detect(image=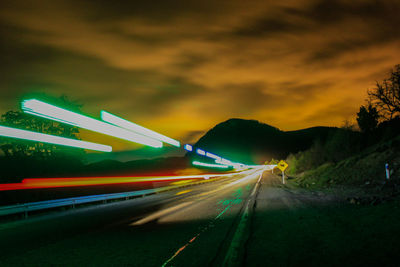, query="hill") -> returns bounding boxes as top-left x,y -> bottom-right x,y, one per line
192,118 -> 339,164
288,118 -> 400,188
